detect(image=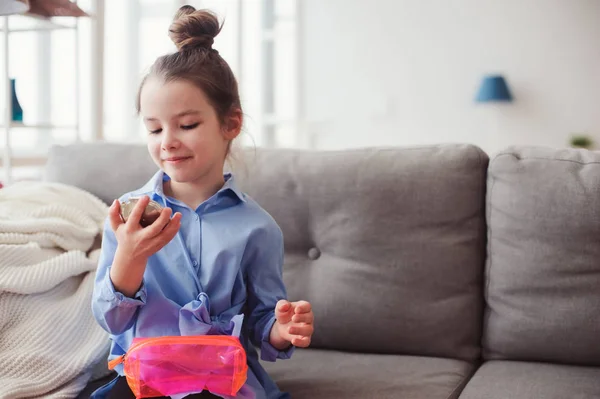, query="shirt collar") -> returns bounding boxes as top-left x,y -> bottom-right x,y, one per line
220,173 -> 247,202
136,170 -> 247,204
